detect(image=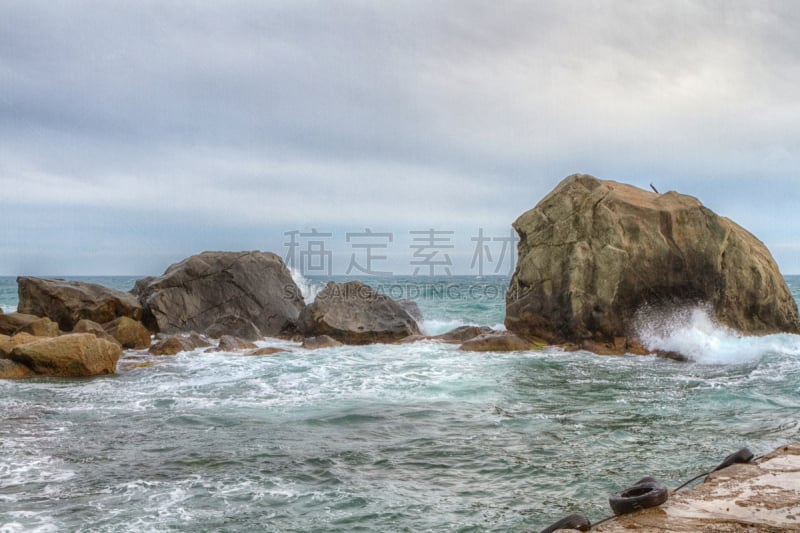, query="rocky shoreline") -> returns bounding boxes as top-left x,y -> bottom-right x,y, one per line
4,175 -> 800,378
